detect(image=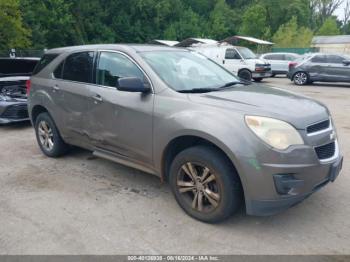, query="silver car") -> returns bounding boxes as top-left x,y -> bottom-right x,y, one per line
28,45 -> 343,223
260,52 -> 300,76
